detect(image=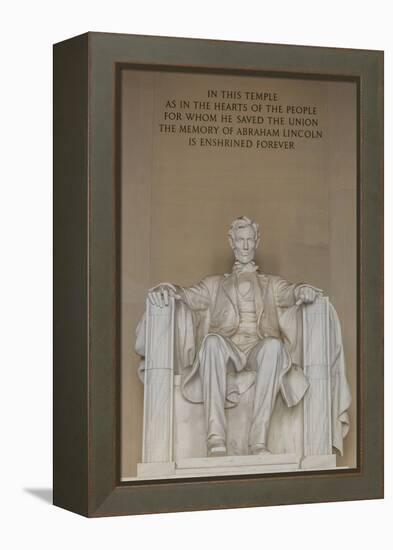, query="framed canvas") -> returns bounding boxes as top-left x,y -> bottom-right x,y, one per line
53,32 -> 383,517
